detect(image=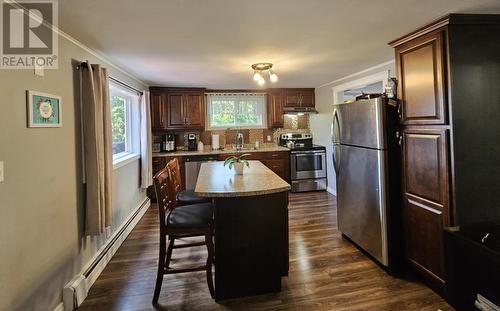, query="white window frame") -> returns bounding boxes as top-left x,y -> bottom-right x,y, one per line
109,81 -> 140,169
205,93 -> 267,130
